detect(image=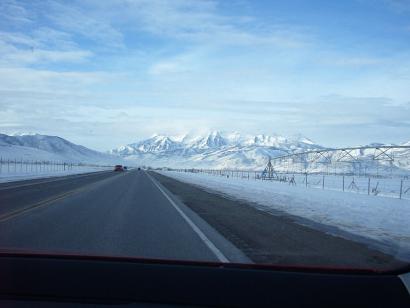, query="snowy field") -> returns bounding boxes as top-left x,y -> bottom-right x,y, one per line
194,170 -> 410,200
272,173 -> 410,200
159,170 -> 410,261
0,166 -> 113,183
